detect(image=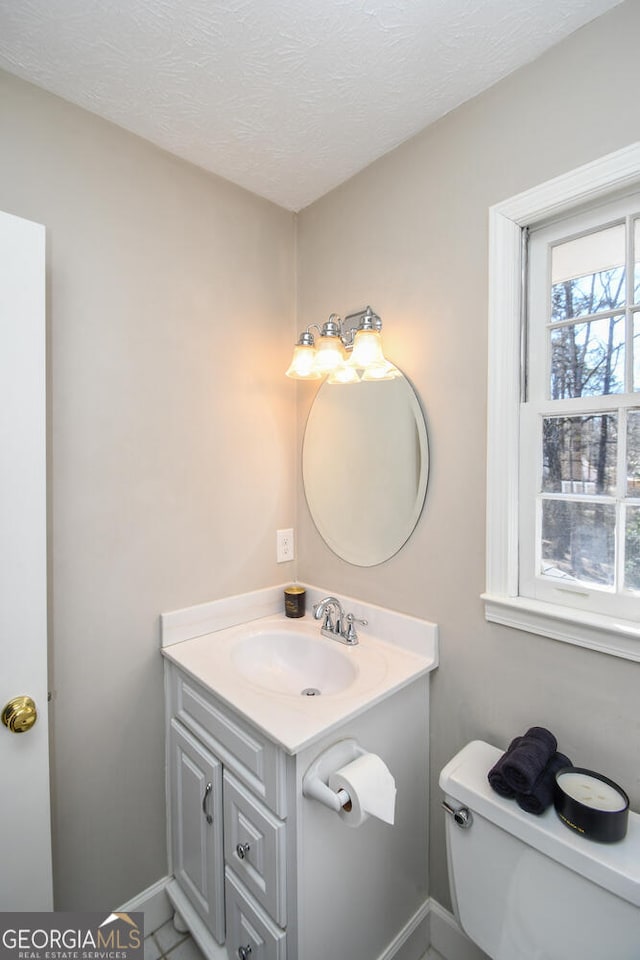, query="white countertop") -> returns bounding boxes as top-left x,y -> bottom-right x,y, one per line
162,613 -> 437,753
